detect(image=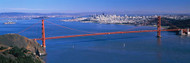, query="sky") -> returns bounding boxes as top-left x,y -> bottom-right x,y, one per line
0,0 -> 190,14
